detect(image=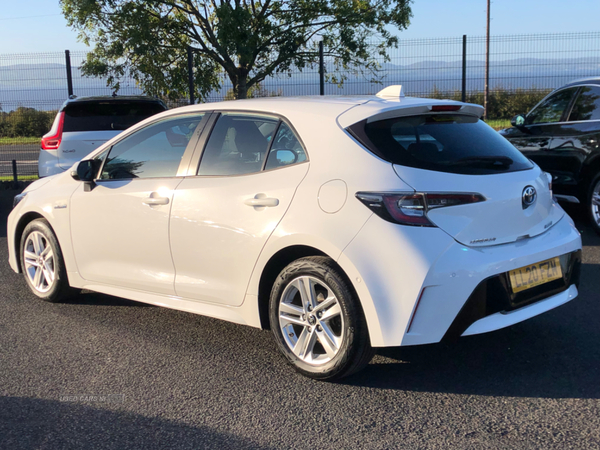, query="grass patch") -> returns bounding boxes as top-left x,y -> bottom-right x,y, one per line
485,119 -> 511,130
0,137 -> 40,146
0,175 -> 38,182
